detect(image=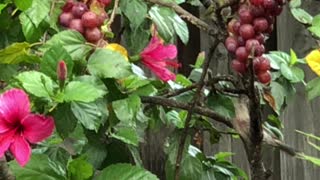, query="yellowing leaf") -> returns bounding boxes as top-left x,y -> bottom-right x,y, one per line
306,49 -> 320,76
105,43 -> 129,61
